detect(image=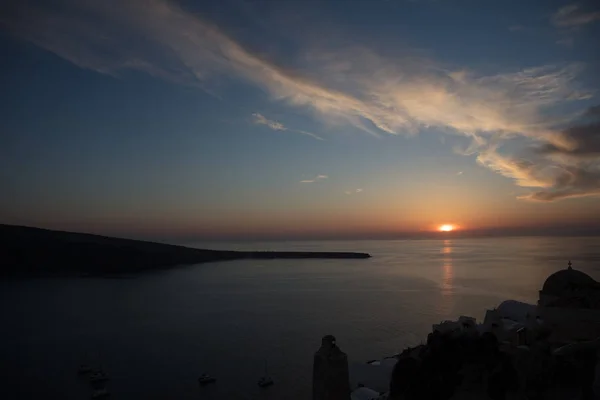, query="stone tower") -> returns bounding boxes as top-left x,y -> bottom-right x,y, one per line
312,335 -> 350,400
